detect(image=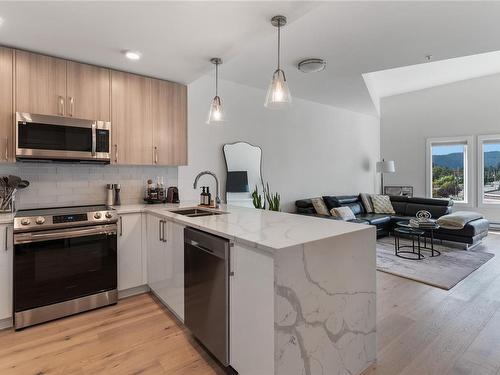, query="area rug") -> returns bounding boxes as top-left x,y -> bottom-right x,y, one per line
376,237 -> 494,290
